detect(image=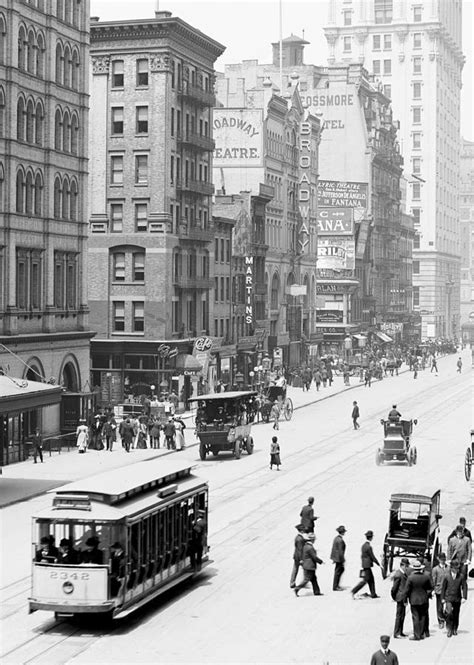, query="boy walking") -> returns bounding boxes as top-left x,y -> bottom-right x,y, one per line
351,401 -> 360,429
